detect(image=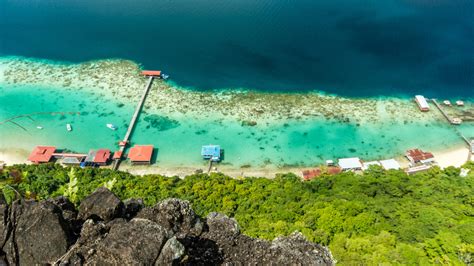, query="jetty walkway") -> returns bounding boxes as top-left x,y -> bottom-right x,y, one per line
431,99 -> 471,147
112,76 -> 155,170
431,99 -> 457,124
